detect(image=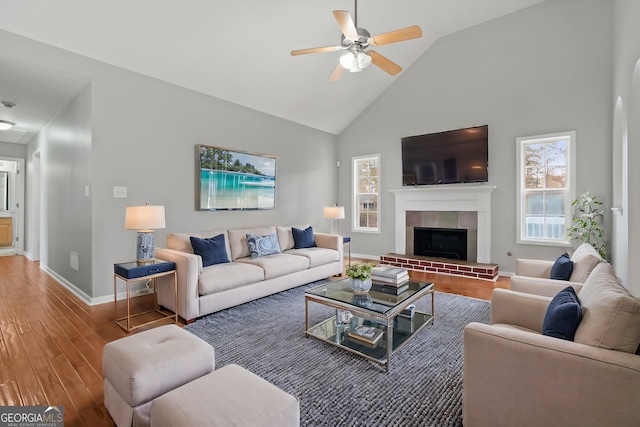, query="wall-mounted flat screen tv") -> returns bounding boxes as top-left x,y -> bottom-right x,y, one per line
401,125 -> 489,186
